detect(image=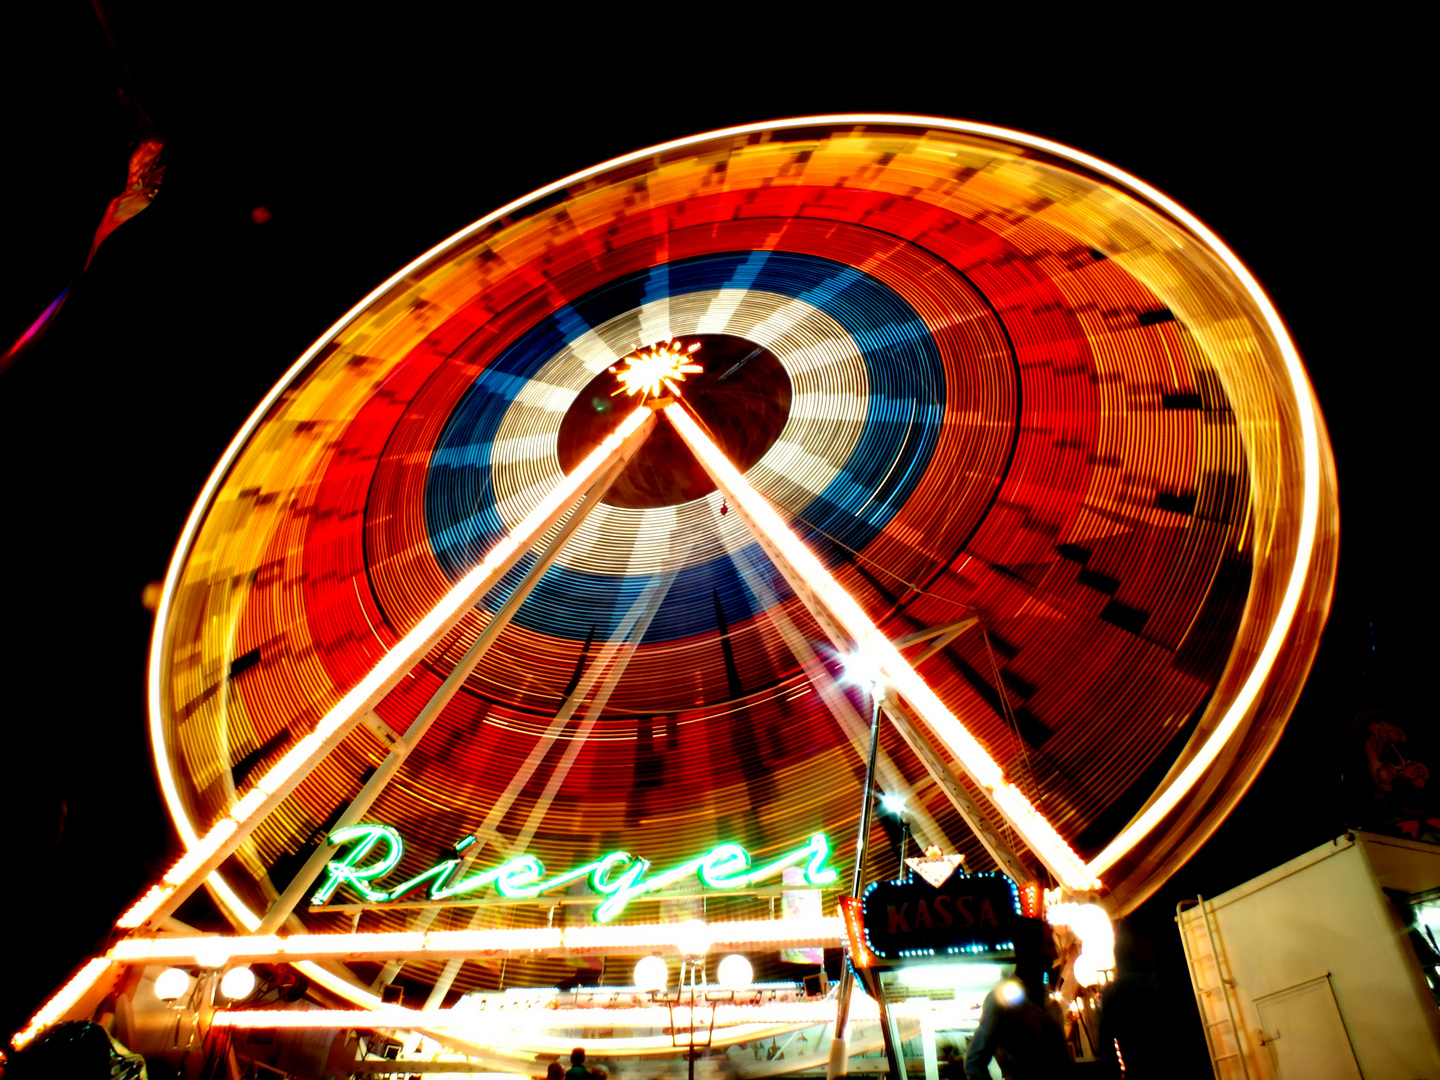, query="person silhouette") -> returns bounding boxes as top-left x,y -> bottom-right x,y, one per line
1096,921 -> 1170,1078
566,1047 -> 592,1080
965,918 -> 1072,1078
